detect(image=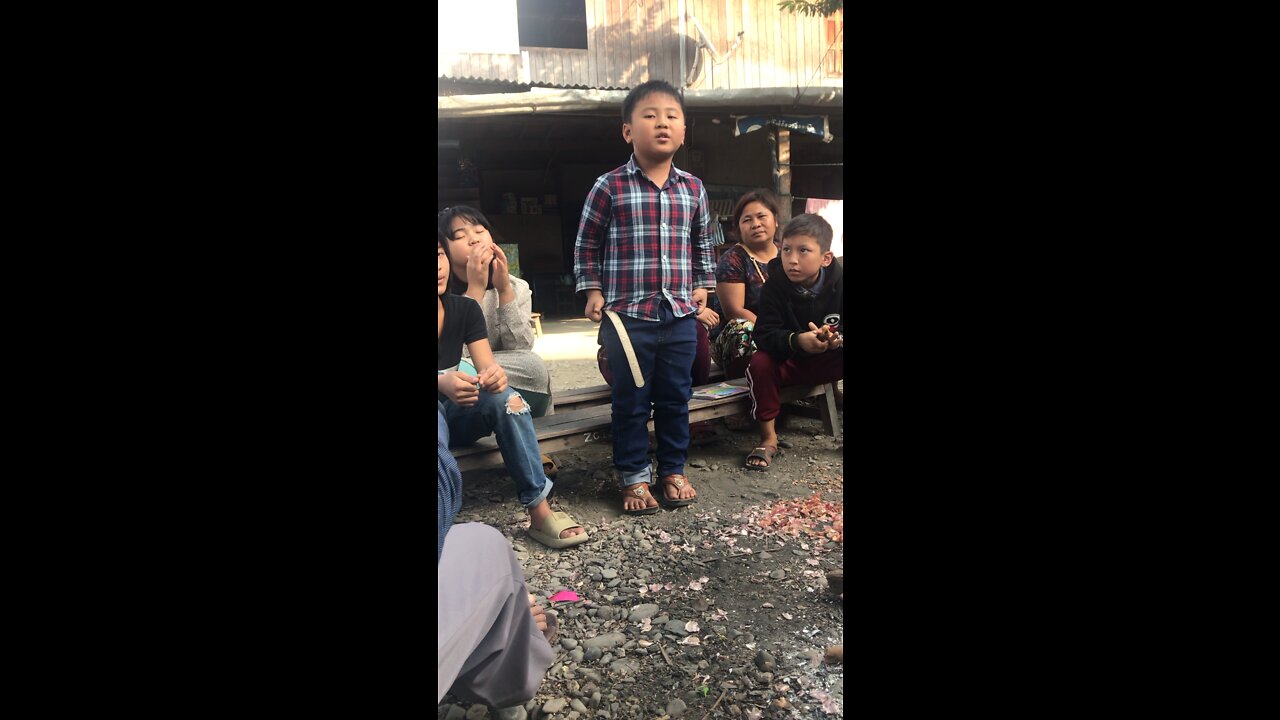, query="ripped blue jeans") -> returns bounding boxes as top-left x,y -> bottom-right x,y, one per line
439,391 -> 552,509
